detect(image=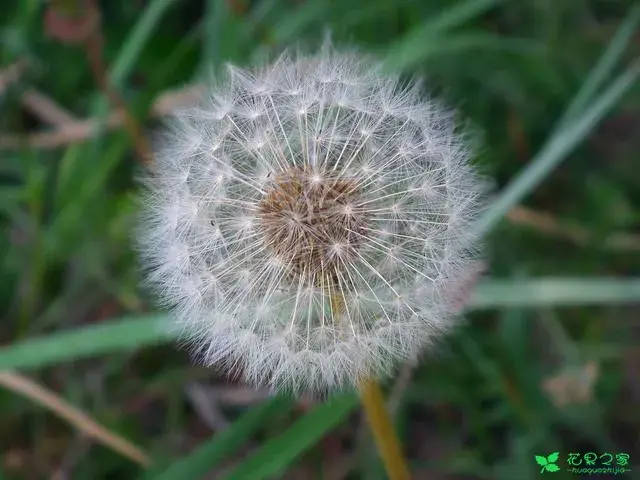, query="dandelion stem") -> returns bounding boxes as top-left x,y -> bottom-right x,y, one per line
330,291 -> 410,479
358,378 -> 412,480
